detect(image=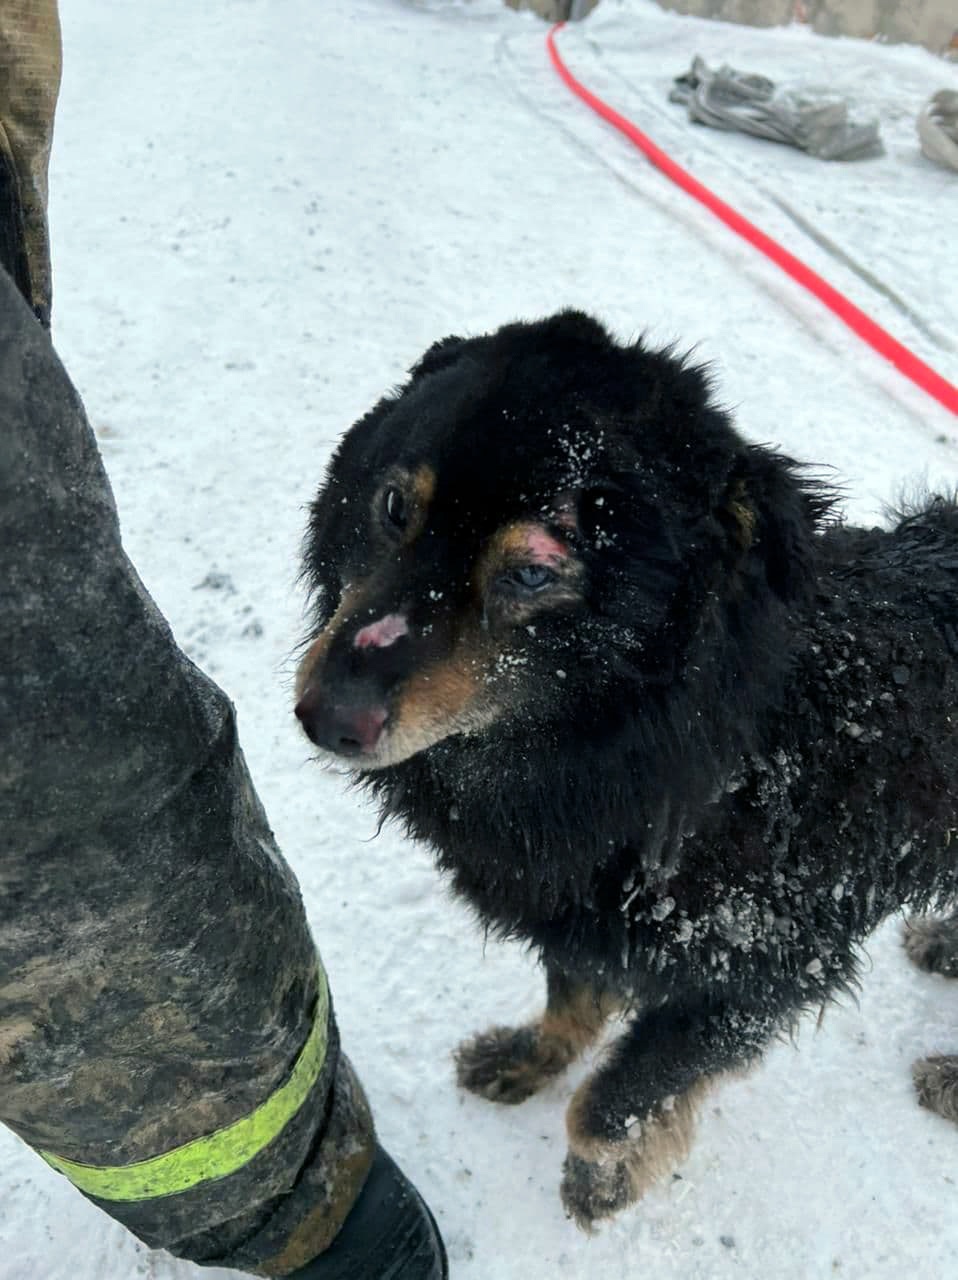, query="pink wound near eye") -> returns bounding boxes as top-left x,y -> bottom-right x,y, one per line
526,528 -> 569,563
354,613 -> 409,650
